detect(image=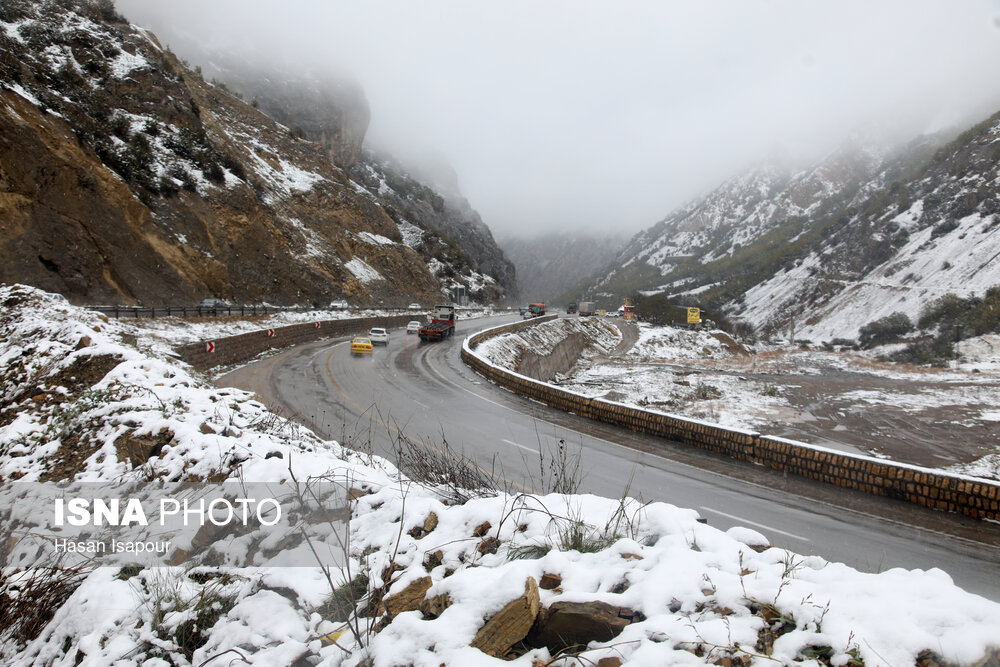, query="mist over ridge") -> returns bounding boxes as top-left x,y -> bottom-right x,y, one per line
115,0 -> 1000,238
